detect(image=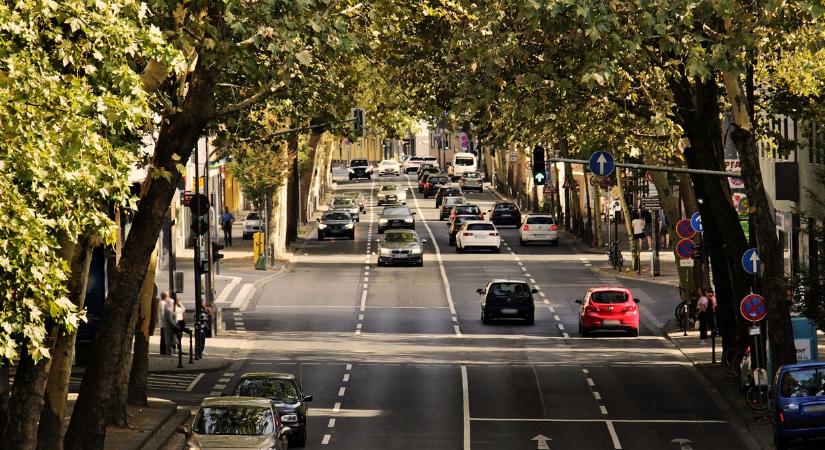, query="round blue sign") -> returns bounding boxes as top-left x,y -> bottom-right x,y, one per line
690,212 -> 703,233
676,238 -> 696,259
742,248 -> 760,275
589,151 -> 615,177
